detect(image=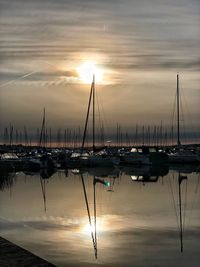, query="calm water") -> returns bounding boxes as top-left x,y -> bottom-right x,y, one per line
0,165 -> 199,267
